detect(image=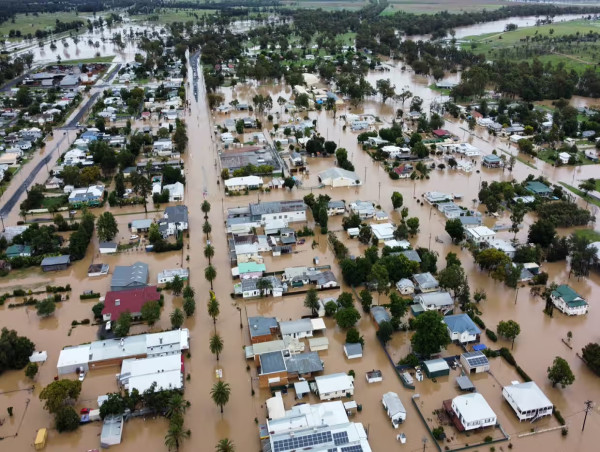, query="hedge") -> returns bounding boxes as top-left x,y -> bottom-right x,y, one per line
80,292 -> 101,300
485,329 -> 498,342
499,347 -> 516,366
